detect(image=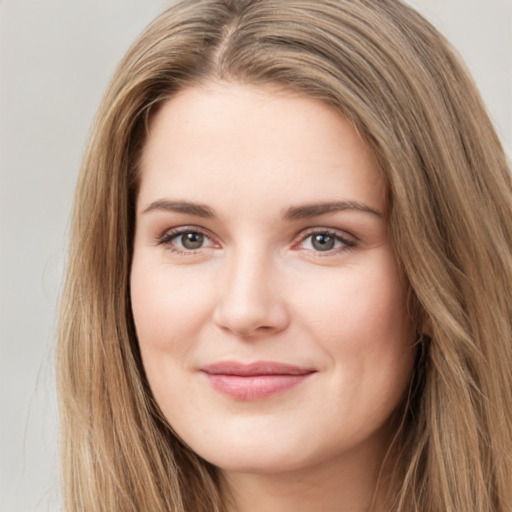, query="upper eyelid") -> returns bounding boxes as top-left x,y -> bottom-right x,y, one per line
158,225 -> 214,241
292,226 -> 358,244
